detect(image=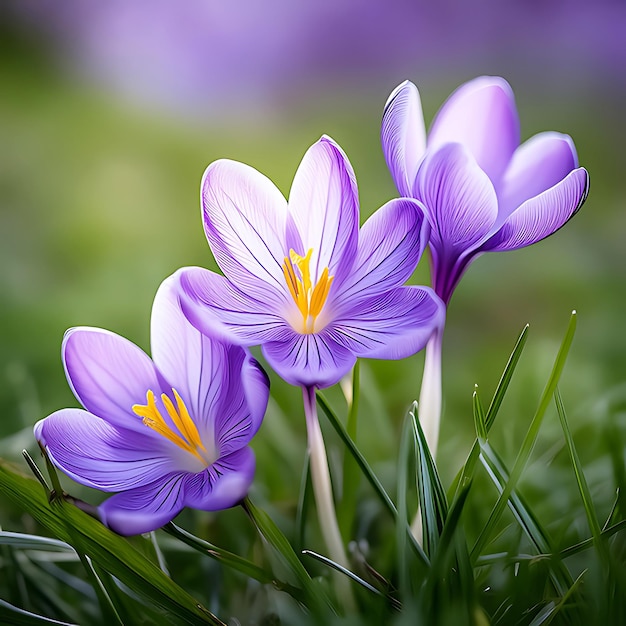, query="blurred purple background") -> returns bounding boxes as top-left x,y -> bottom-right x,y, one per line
1,0 -> 625,449
5,0 -> 625,116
